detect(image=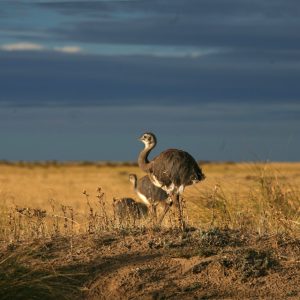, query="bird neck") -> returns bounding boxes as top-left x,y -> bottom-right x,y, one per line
132,177 -> 137,191
138,143 -> 154,173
